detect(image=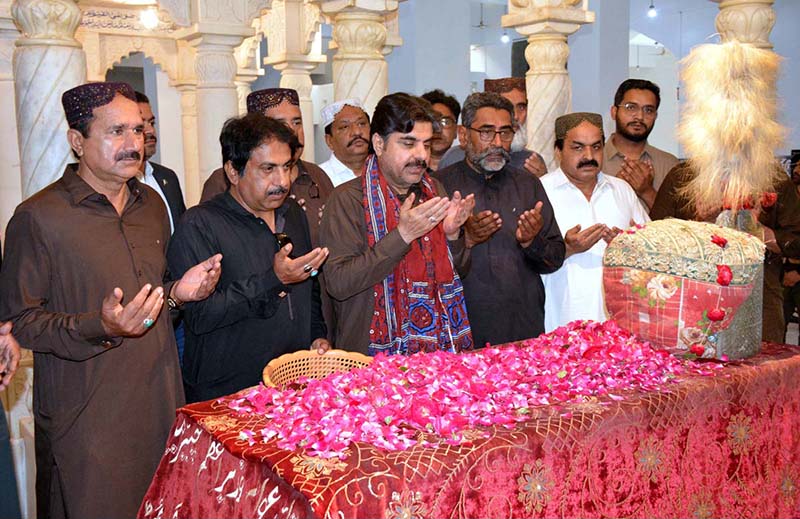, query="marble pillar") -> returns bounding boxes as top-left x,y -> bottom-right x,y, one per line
712,0 -> 775,49
12,0 -> 86,198
503,1 -> 594,170
262,0 -> 325,162
0,1 -> 21,239
317,0 -> 402,116
190,34 -> 242,184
